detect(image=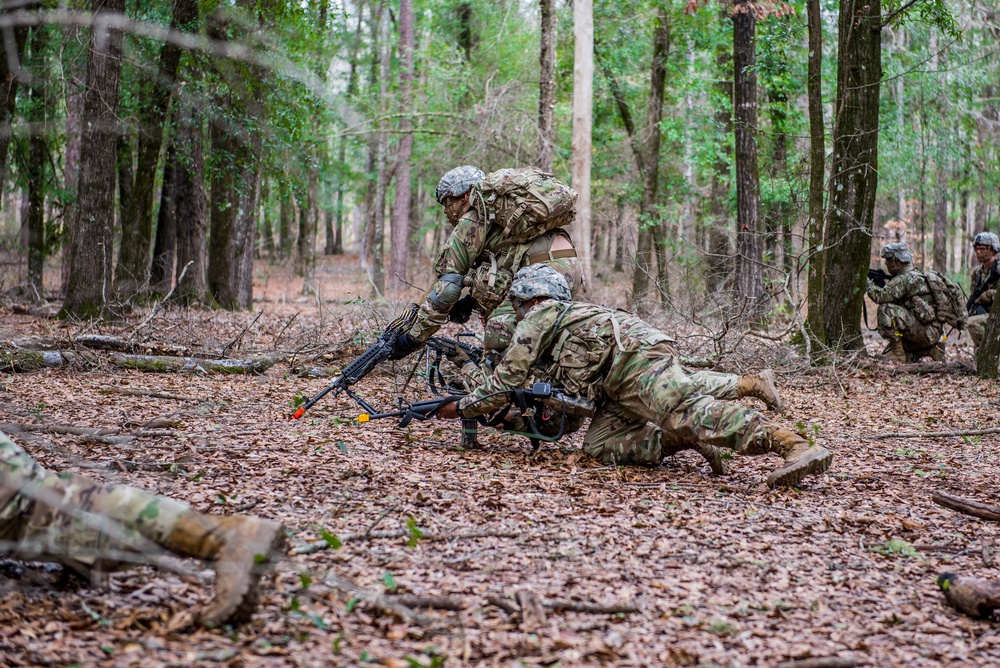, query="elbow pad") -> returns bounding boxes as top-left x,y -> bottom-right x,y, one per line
428,273 -> 466,312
